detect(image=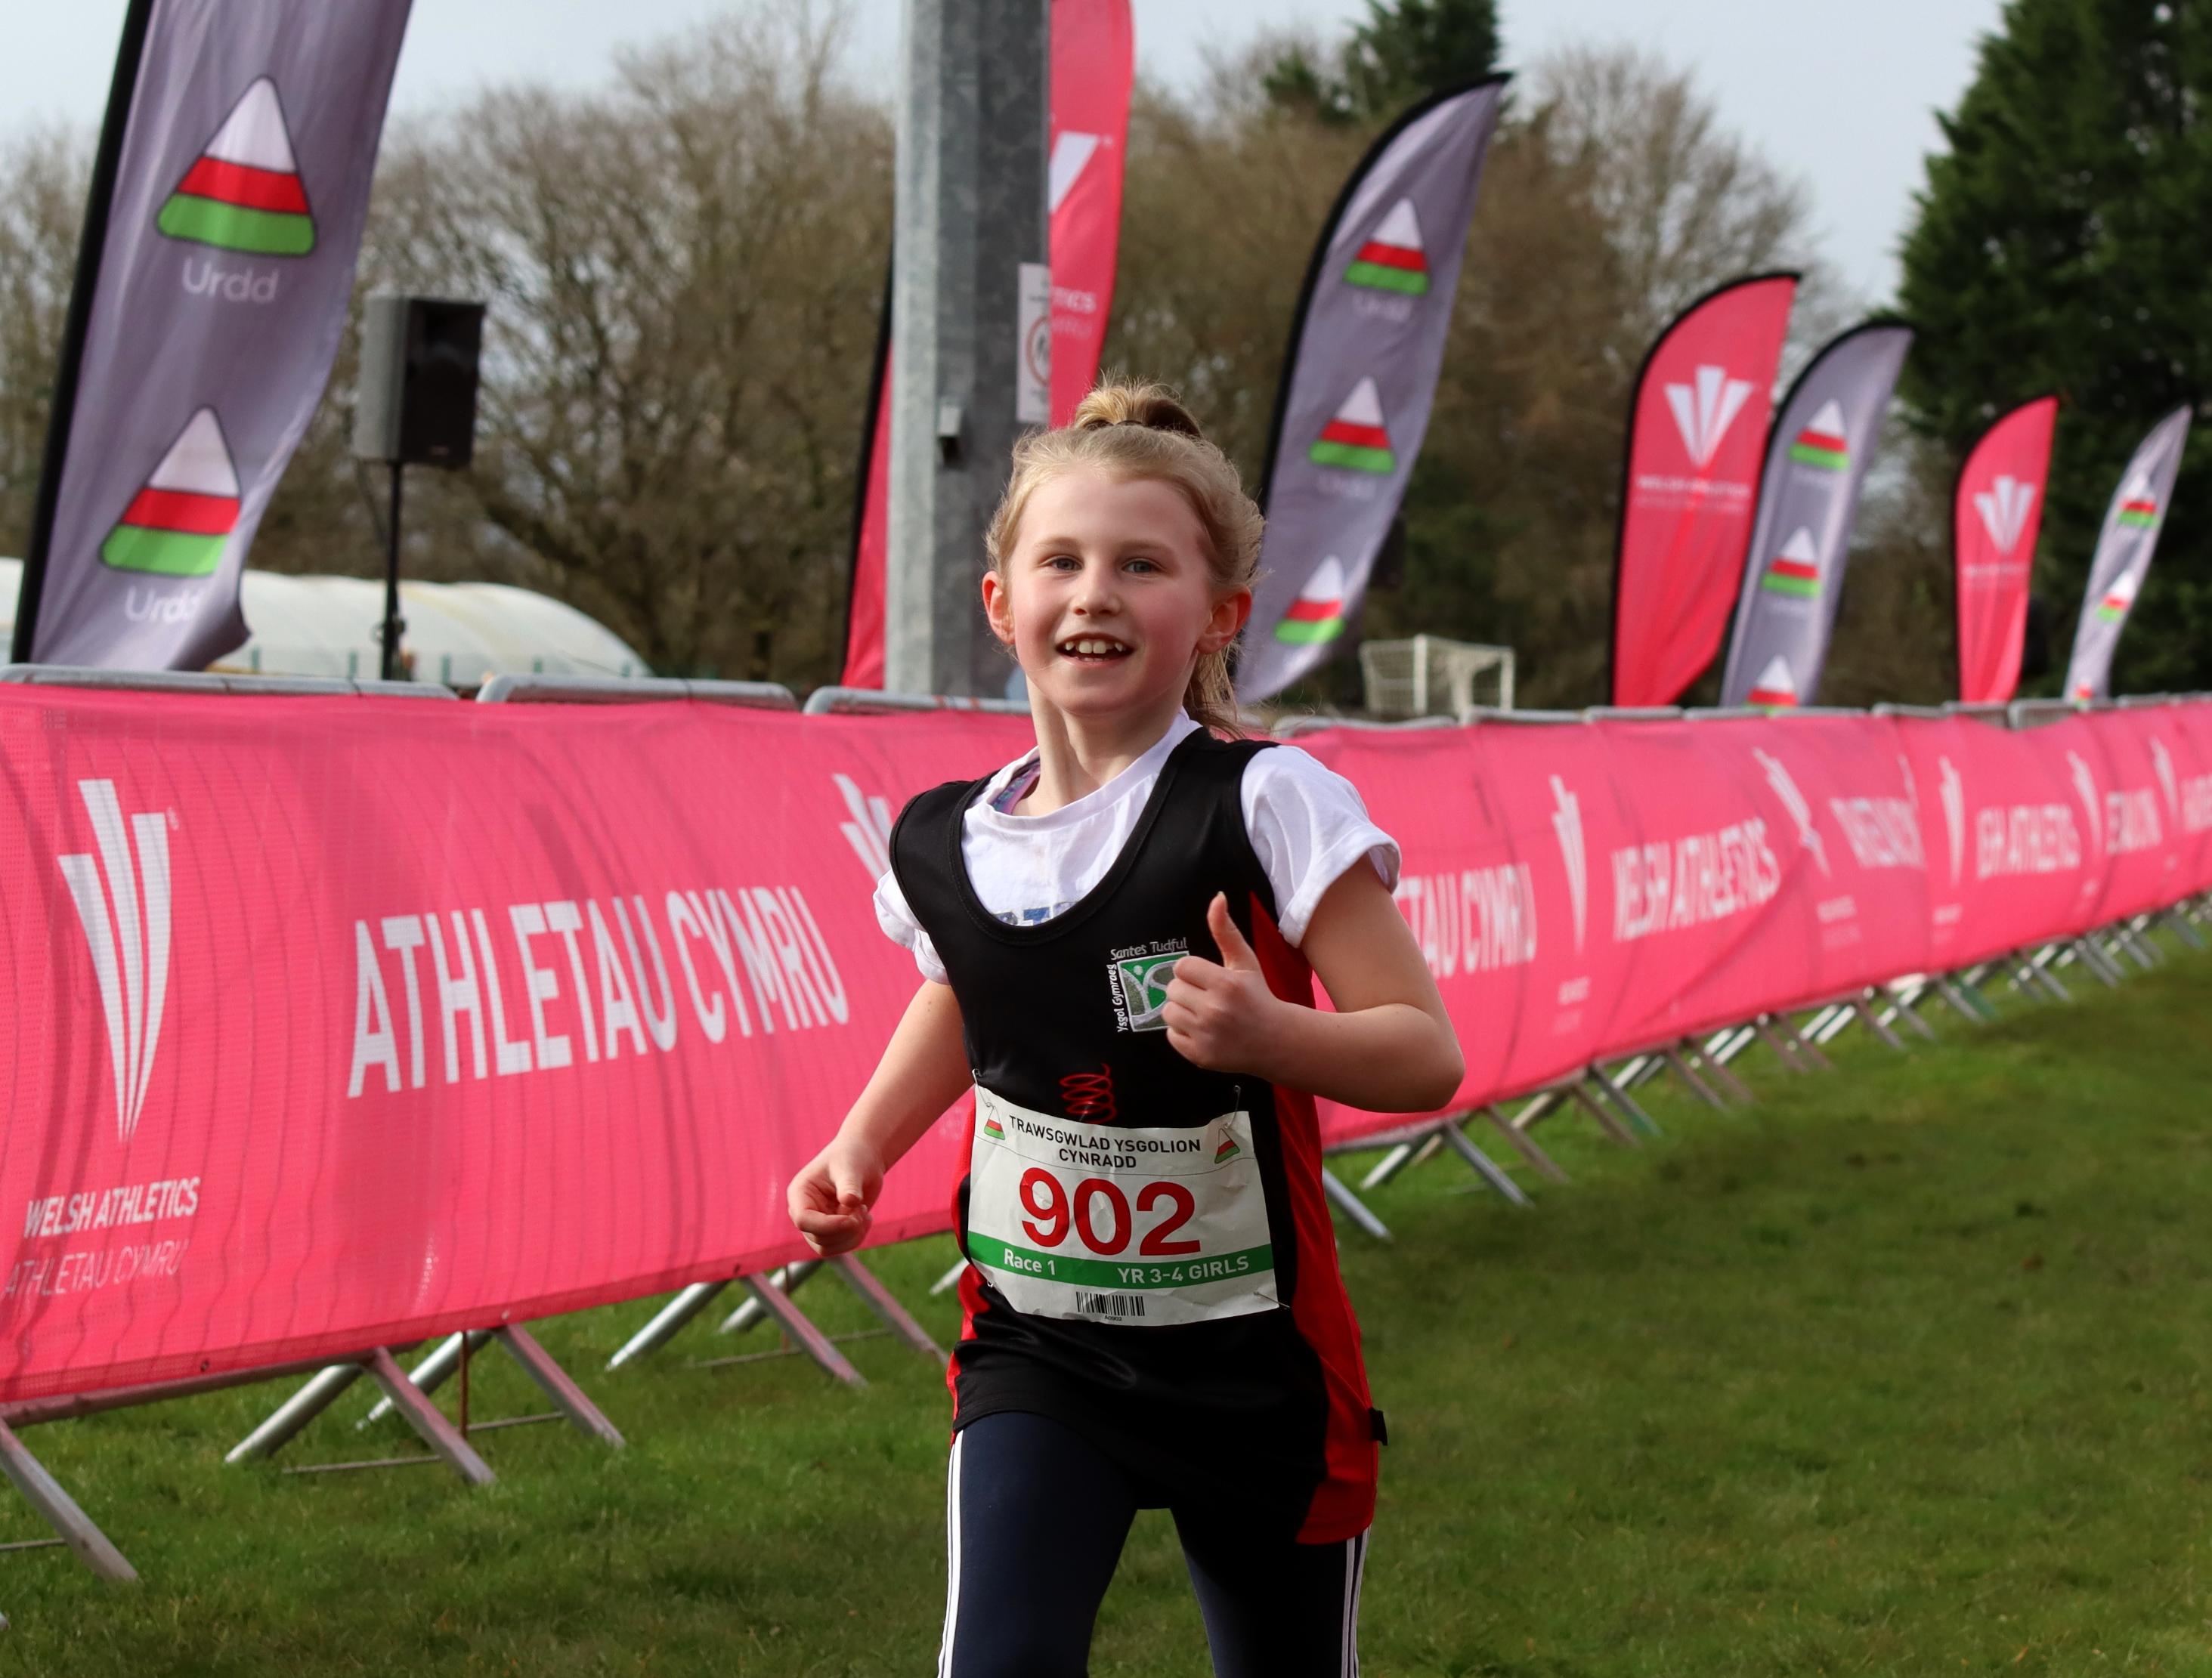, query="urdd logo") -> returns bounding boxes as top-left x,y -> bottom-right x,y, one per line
57,780 -> 173,1145
1548,775 -> 1586,953
1664,364 -> 1753,469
